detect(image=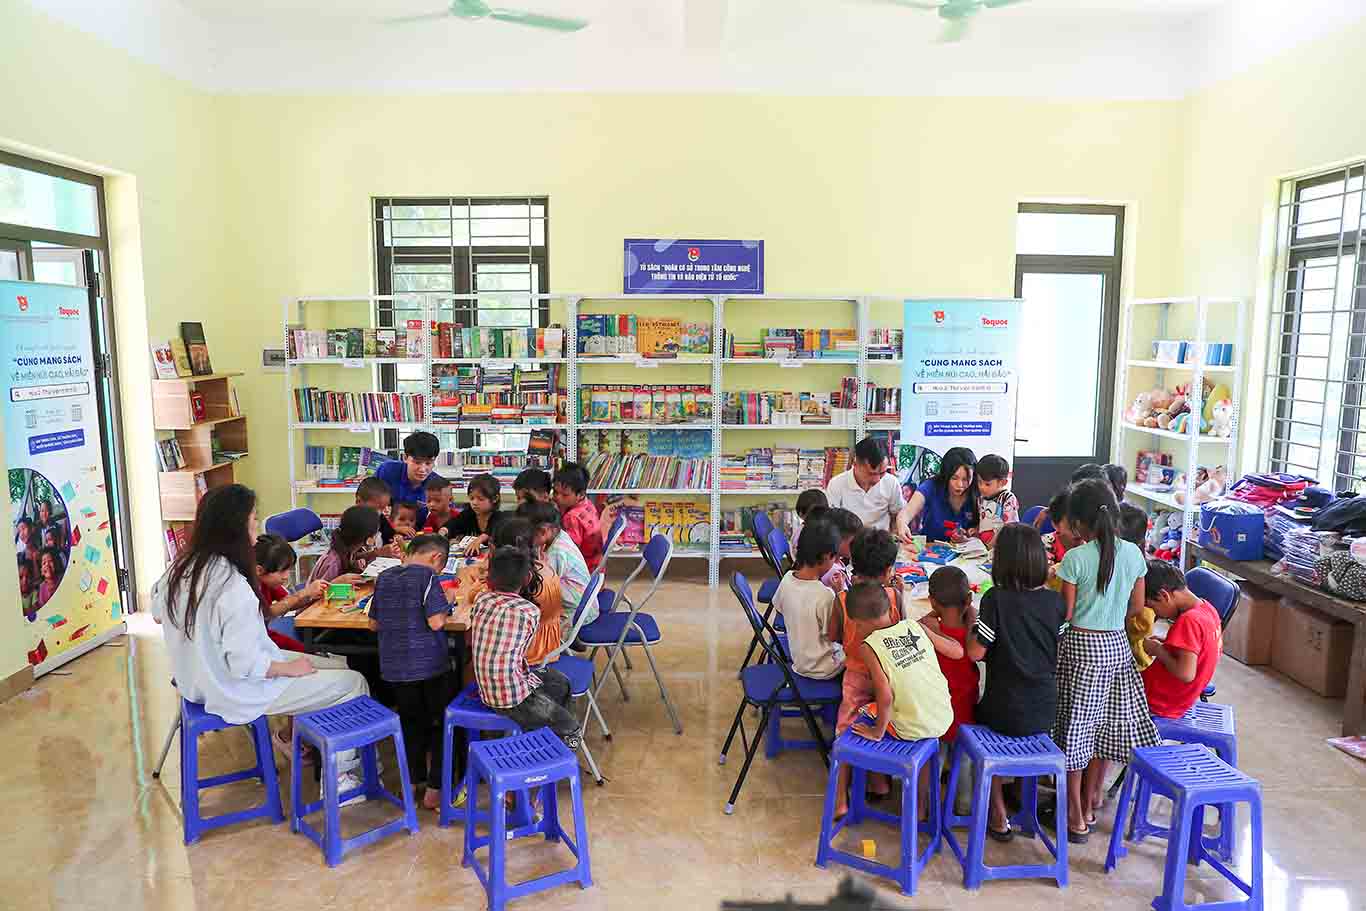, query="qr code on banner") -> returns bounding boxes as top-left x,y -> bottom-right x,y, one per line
980,402 -> 994,416
925,401 -> 939,416
70,403 -> 82,422
24,410 -> 37,429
